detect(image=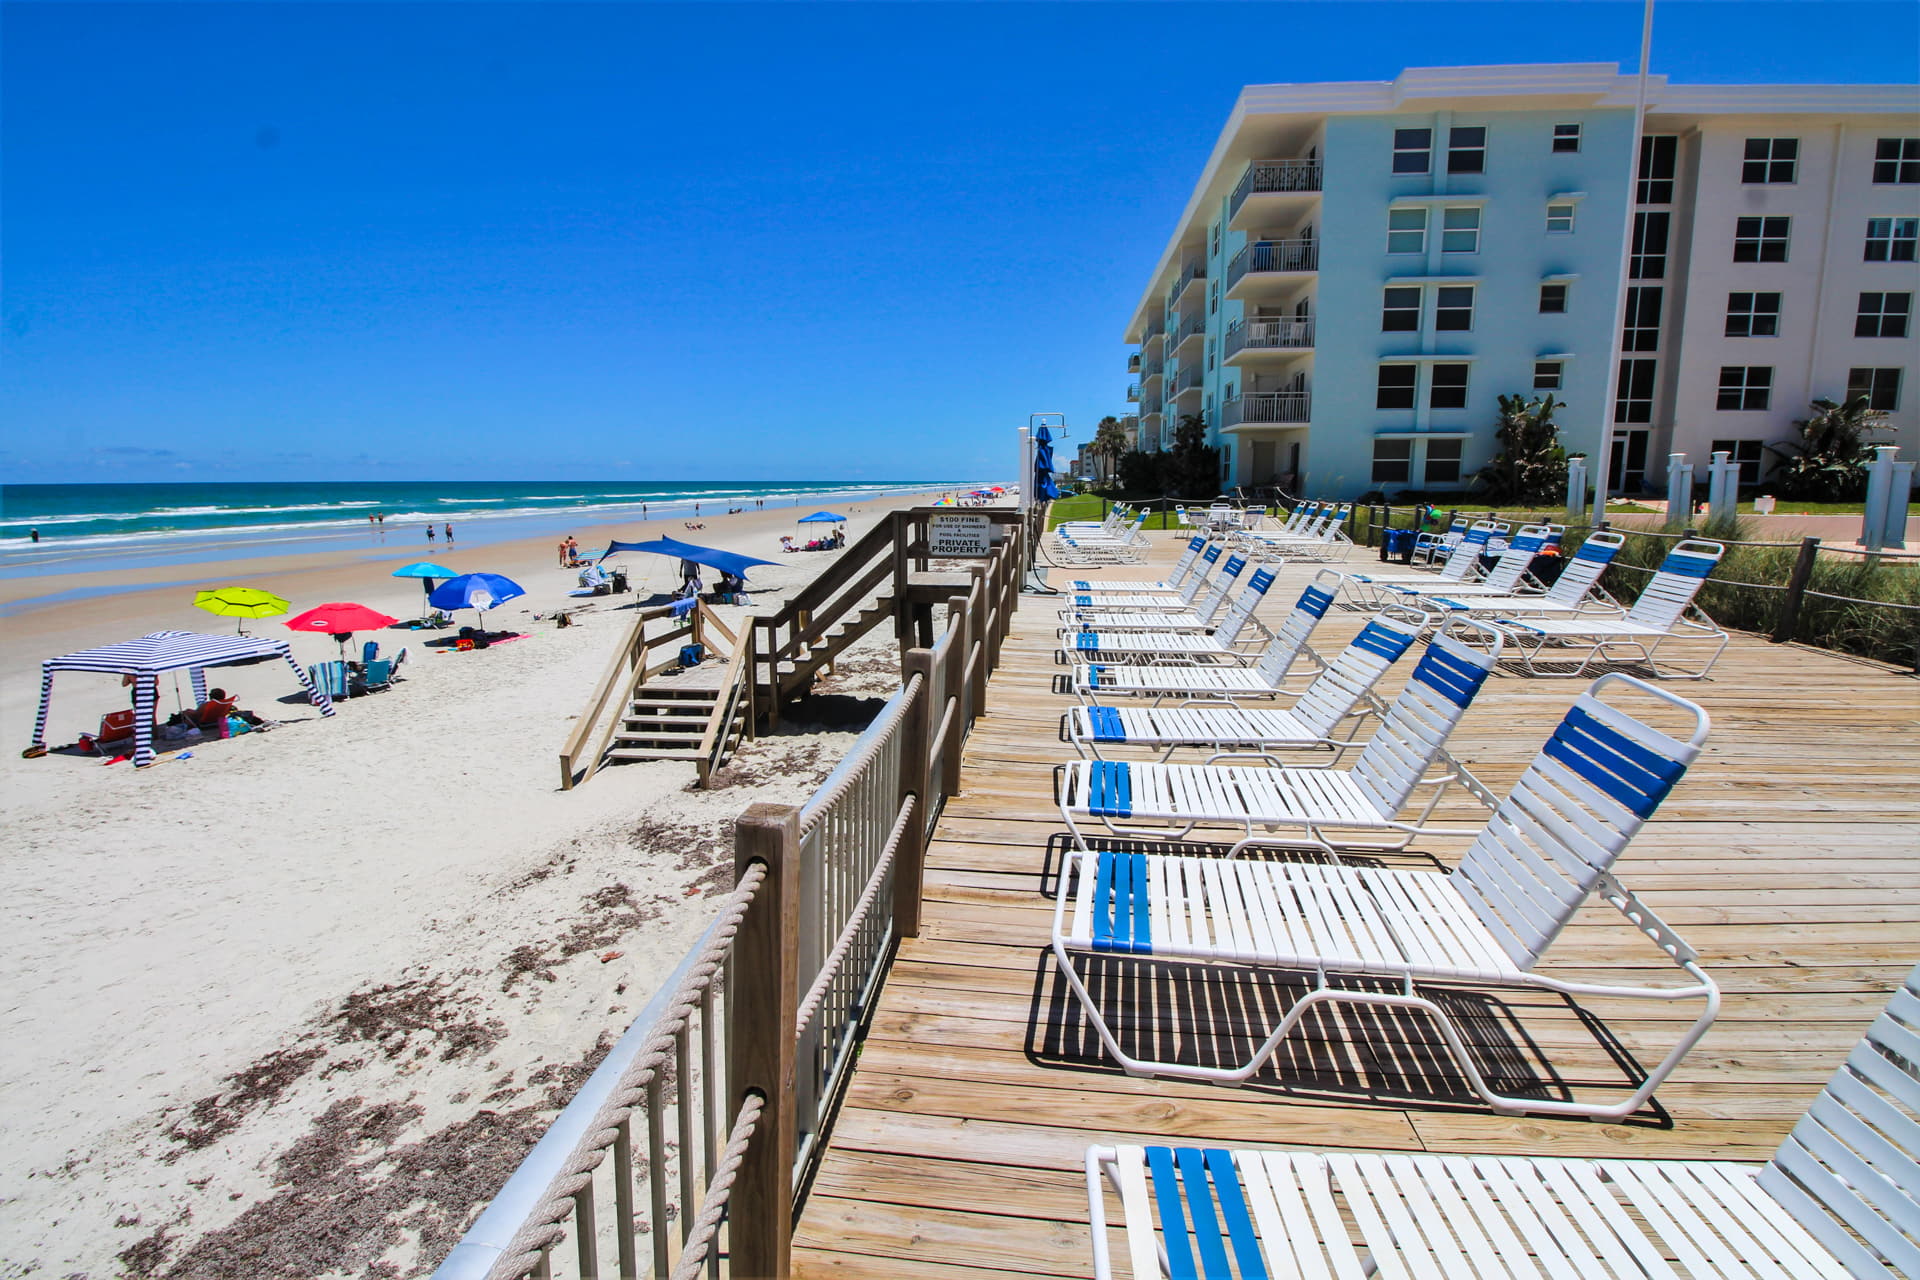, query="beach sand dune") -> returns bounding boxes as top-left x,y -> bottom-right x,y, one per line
0,493 -> 941,1276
